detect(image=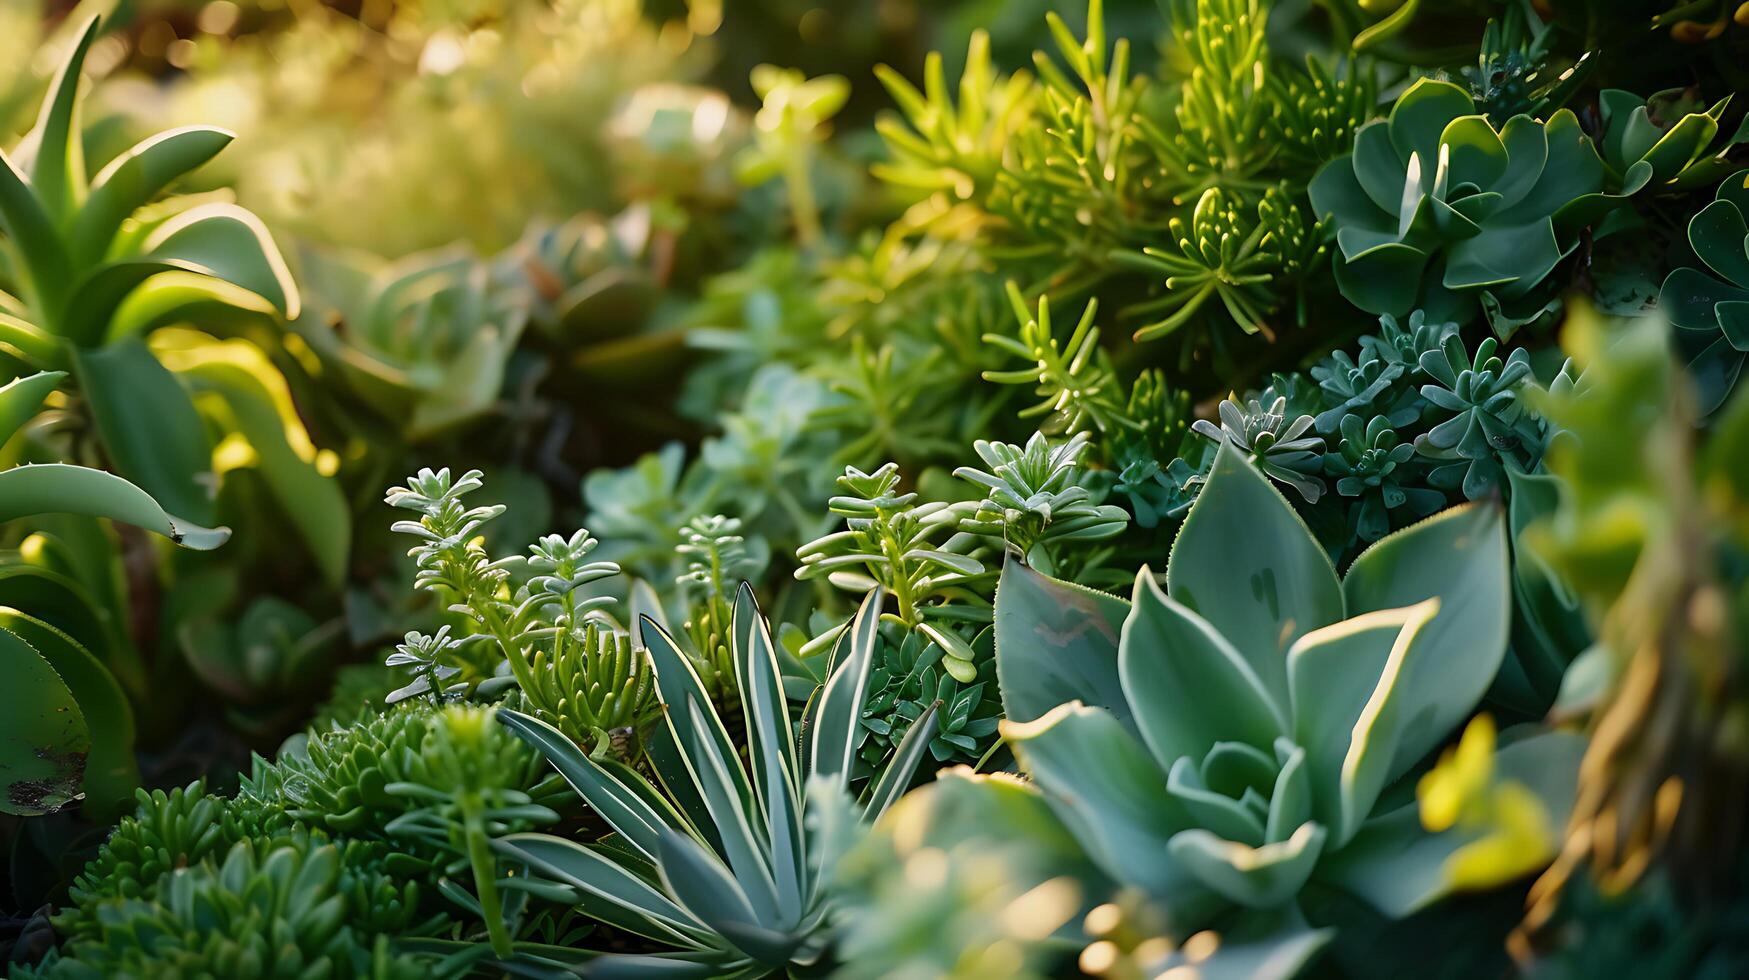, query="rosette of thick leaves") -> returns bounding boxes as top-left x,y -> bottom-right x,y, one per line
288,245 -> 526,443
1599,88 -> 1747,196
1658,168 -> 1749,414
1309,78 -> 1604,322
994,443 -> 1583,976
